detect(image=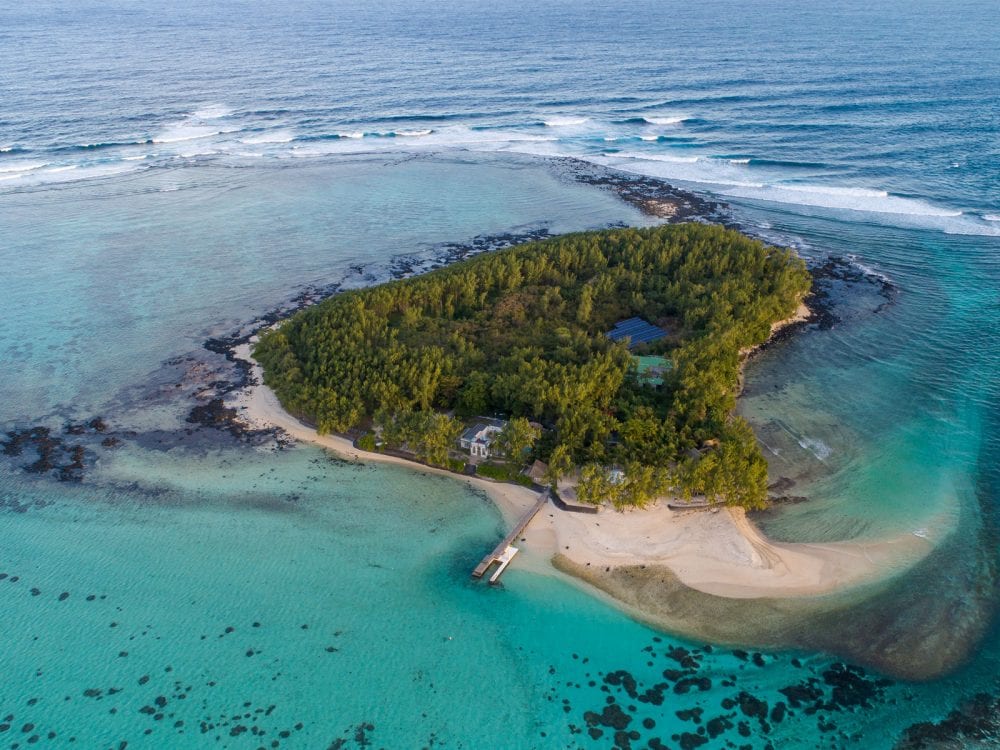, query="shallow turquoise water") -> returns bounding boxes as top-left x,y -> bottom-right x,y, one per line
0,155 -> 645,424
1,442 -> 993,749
